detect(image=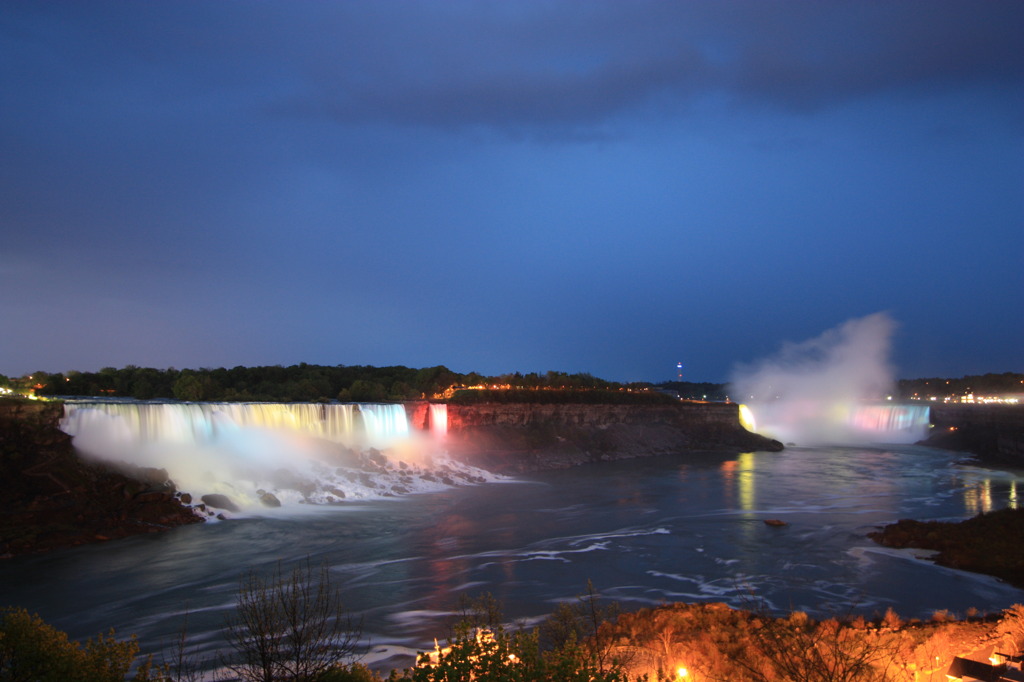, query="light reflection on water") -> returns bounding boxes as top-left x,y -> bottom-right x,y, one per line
0,445 -> 1022,674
